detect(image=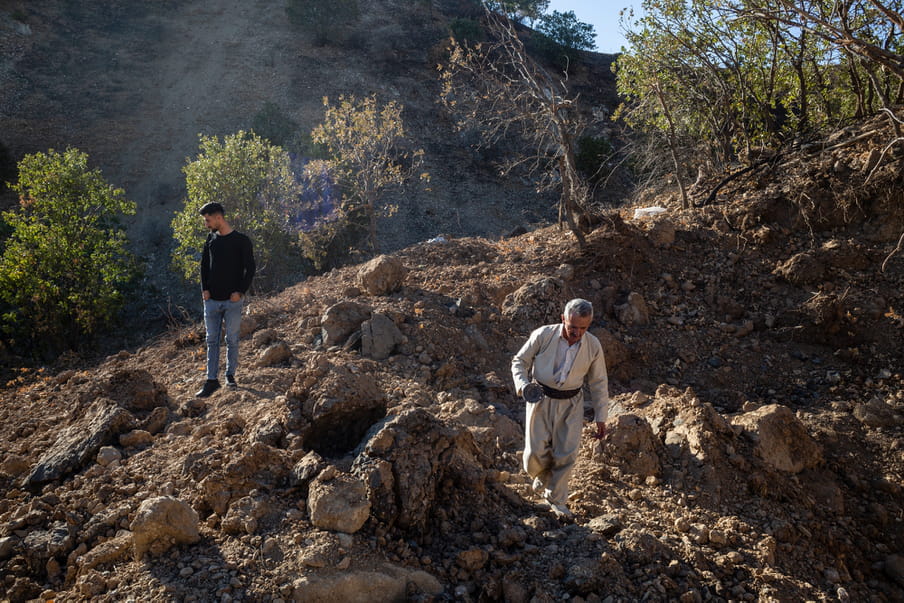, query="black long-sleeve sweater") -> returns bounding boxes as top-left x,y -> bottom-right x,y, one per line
200,231 -> 256,300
